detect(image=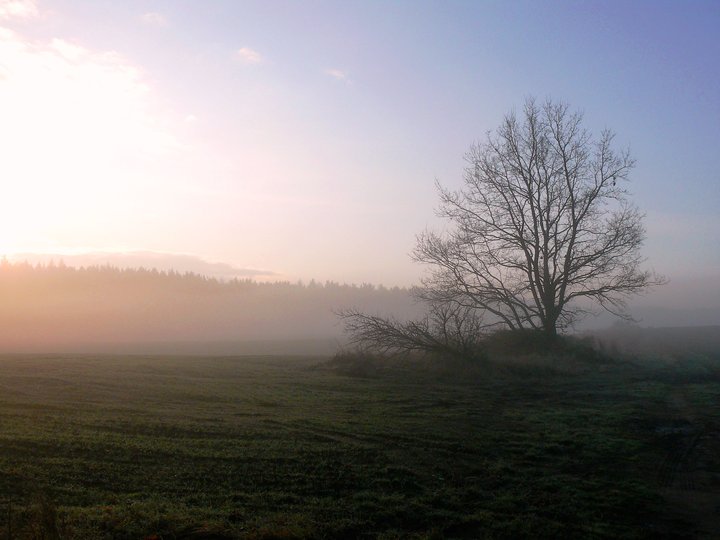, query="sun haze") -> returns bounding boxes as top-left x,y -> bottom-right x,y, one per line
0,0 -> 718,323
